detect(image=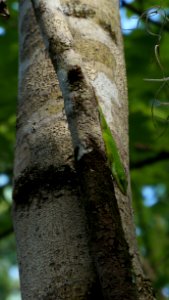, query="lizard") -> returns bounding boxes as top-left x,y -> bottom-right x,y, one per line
98,105 -> 128,195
